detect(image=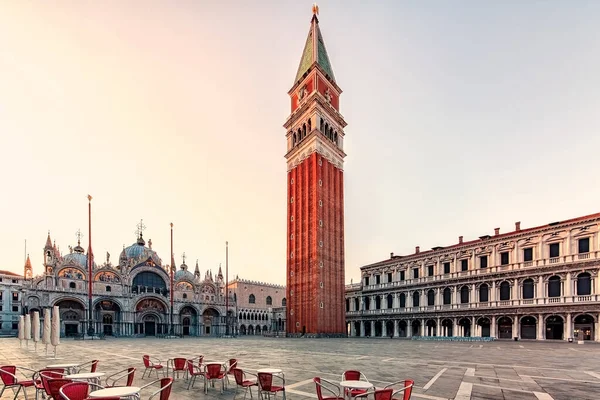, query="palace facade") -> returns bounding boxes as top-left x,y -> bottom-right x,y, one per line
227,278 -> 286,335
21,230 -> 235,337
345,213 -> 600,341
